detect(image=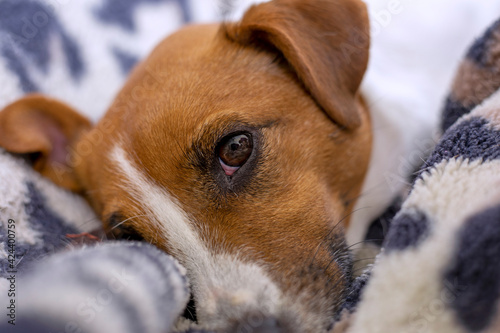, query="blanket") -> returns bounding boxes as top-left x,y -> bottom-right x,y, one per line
346,18 -> 500,333
0,0 -> 263,117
